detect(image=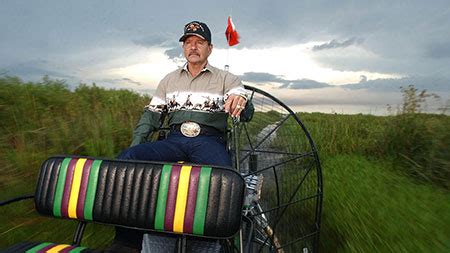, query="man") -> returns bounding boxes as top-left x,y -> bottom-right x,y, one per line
109,20 -> 252,252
